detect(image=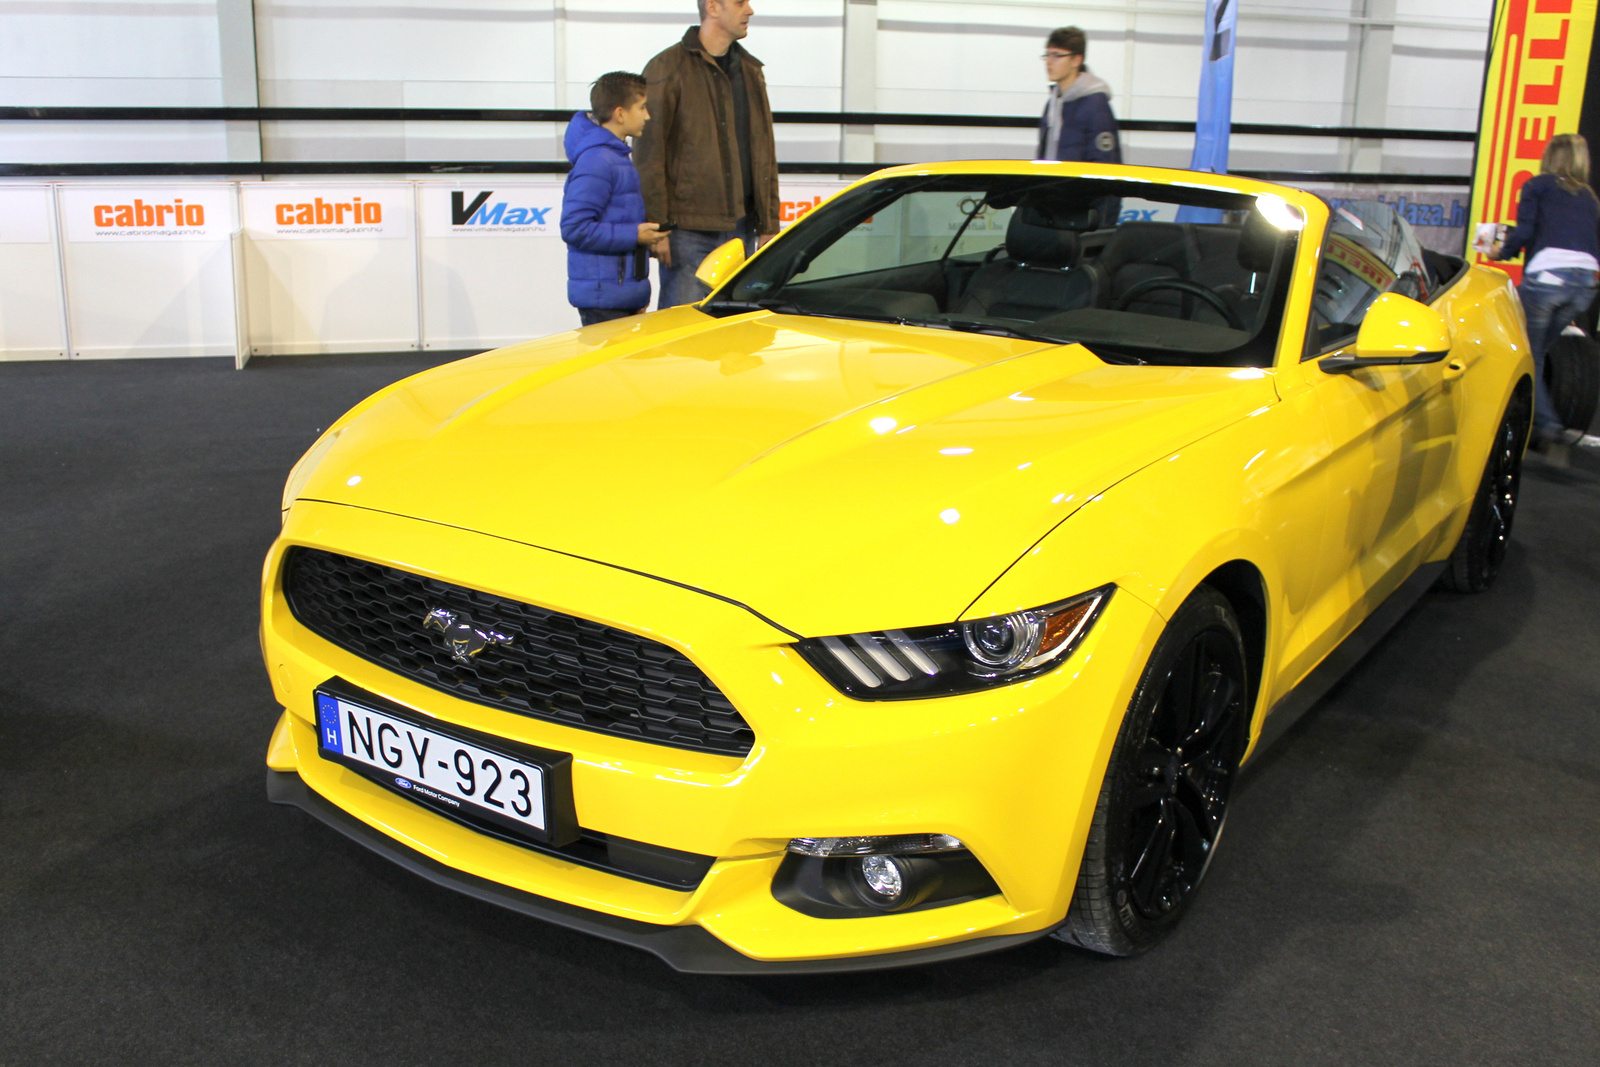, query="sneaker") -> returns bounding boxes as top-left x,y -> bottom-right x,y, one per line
1530,430 -> 1572,468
